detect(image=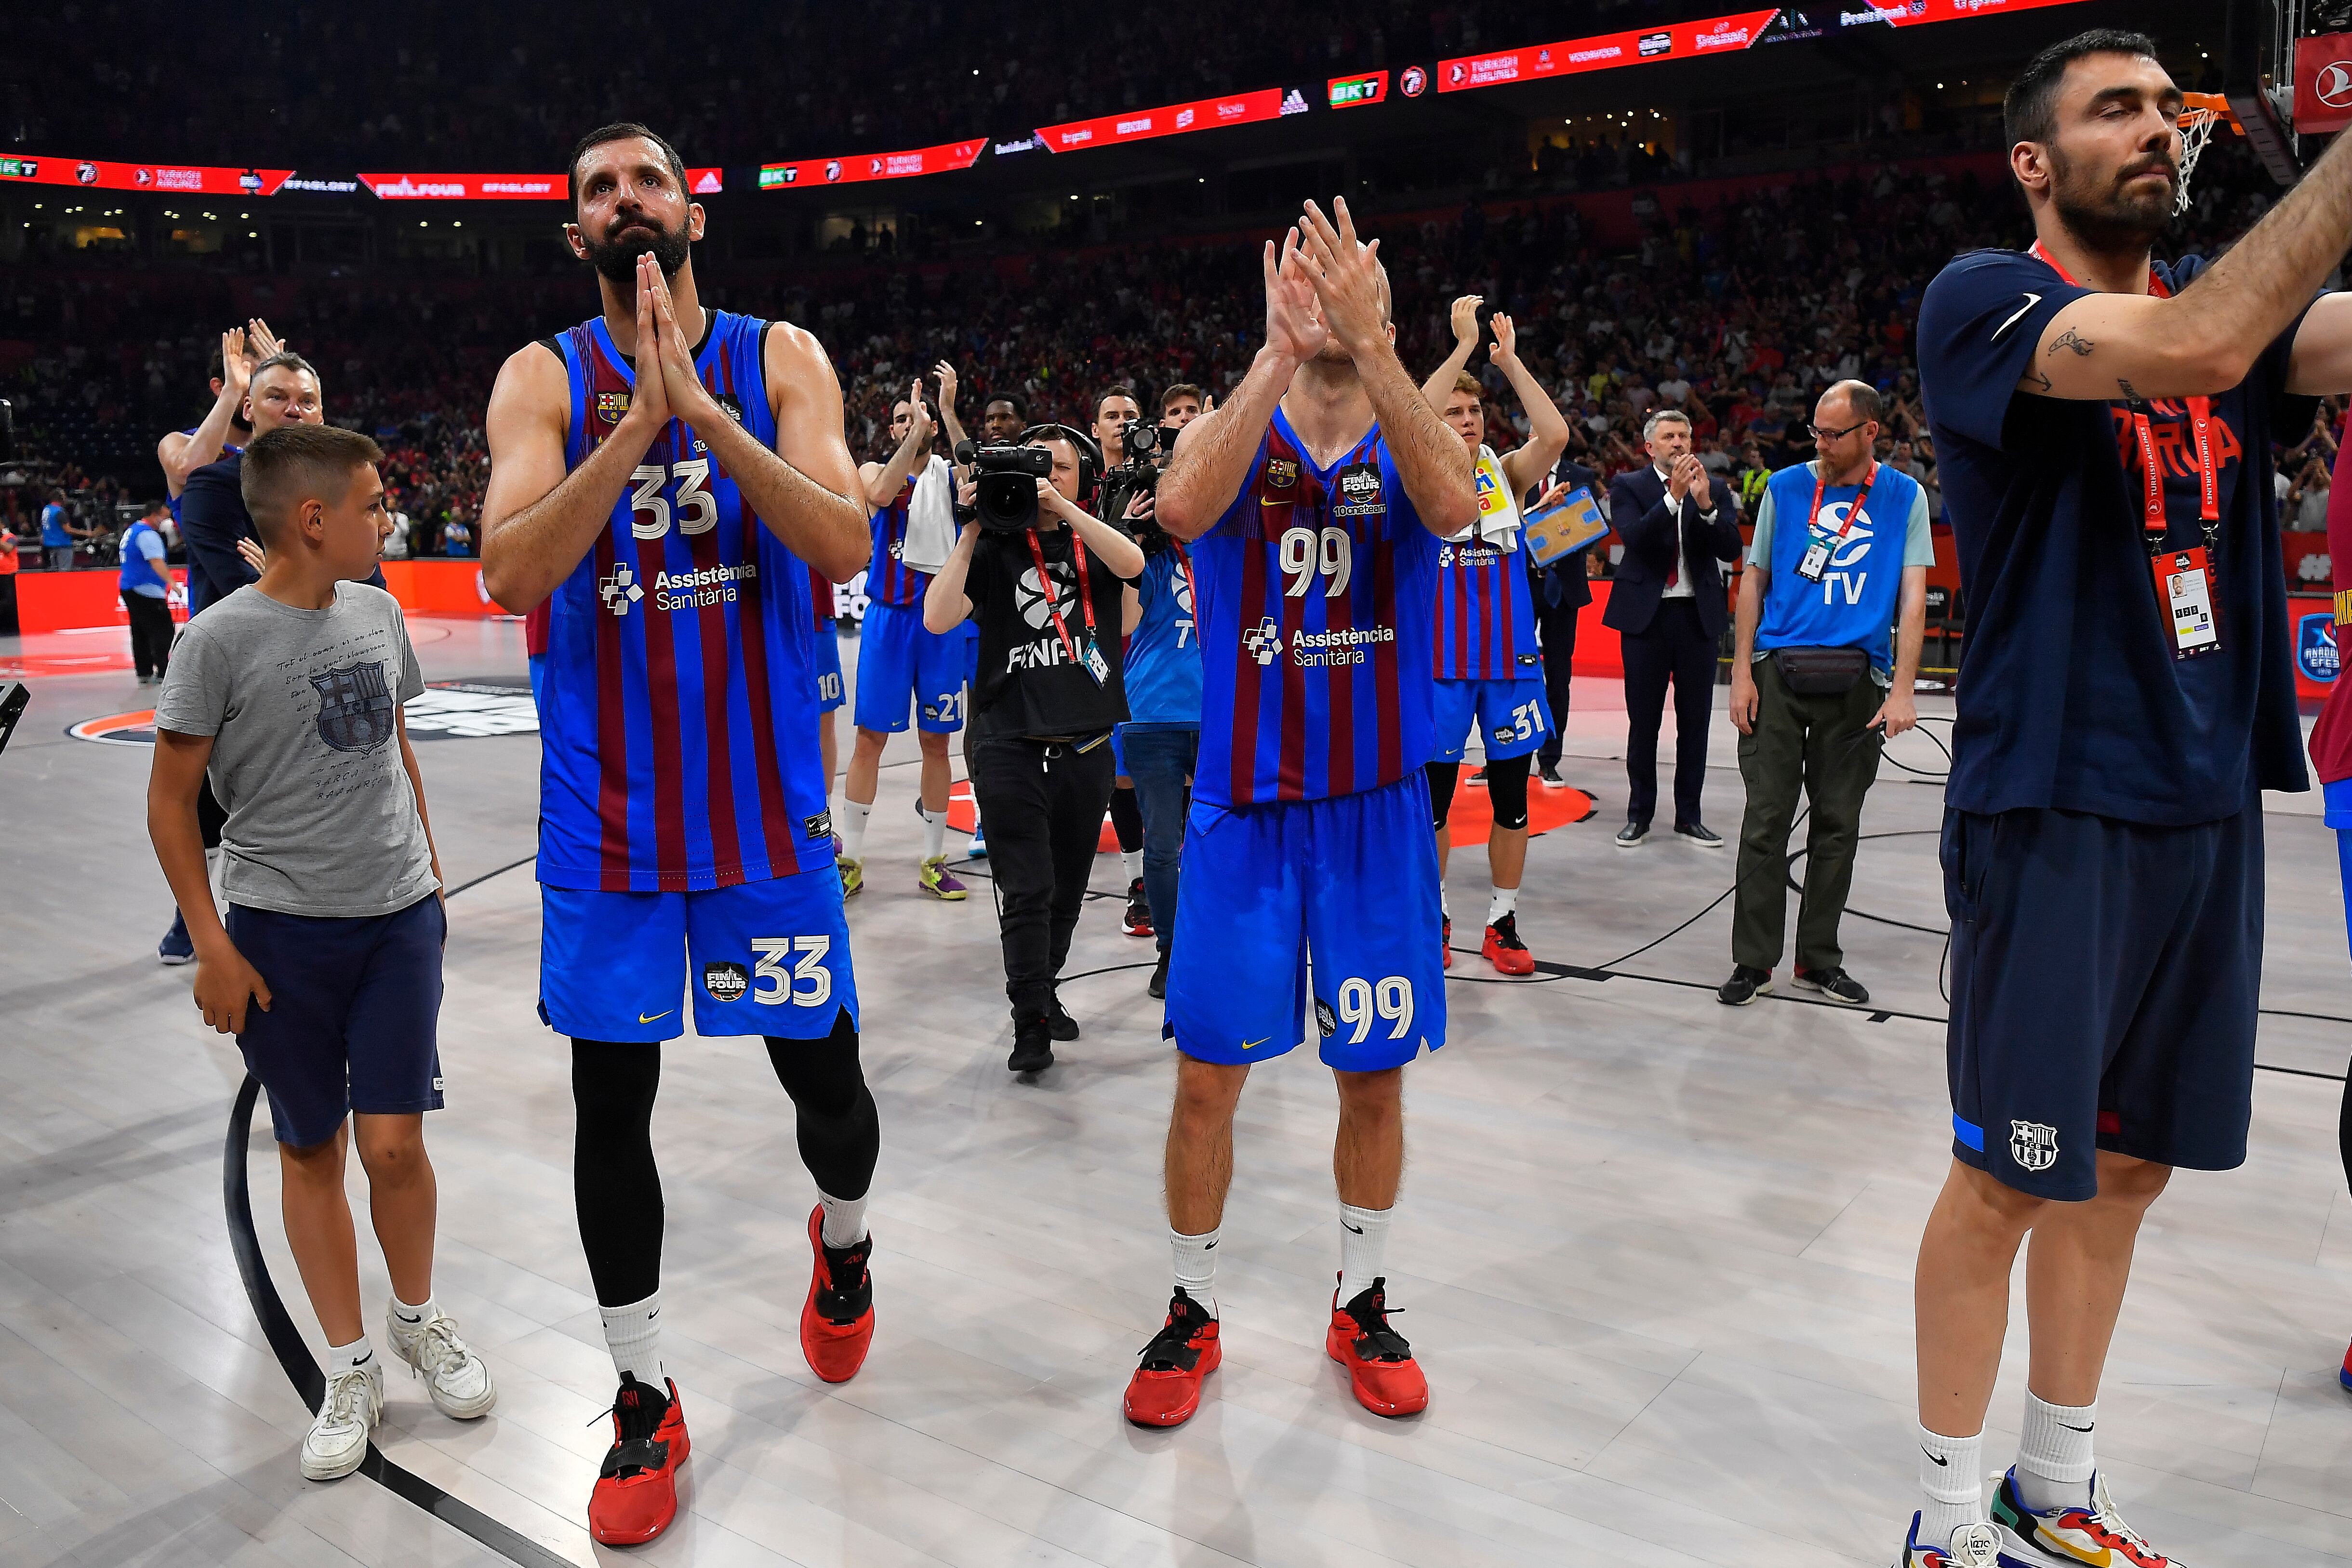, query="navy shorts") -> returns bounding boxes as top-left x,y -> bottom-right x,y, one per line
1165,773 -> 1447,1071
853,600 -> 965,733
1941,801 -> 2261,1201
227,894 -> 446,1149
539,868 -> 859,1043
